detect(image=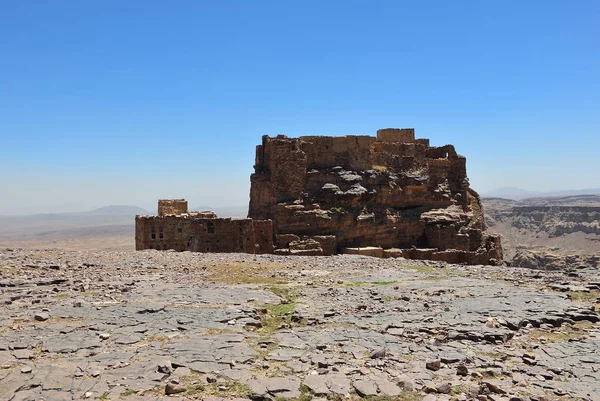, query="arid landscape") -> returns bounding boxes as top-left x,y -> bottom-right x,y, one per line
484,195 -> 600,269
1,192 -> 599,401
2,2 -> 599,400
1,247 -> 599,401
3,195 -> 598,268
